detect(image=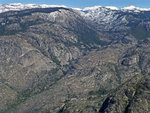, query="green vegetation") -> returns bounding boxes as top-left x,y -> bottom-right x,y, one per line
73,21 -> 108,46
0,93 -> 27,113
130,25 -> 150,40
57,108 -> 69,113
0,18 -> 42,36
0,7 -> 68,36
51,55 -> 61,65
89,88 -> 110,96
0,68 -> 64,113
